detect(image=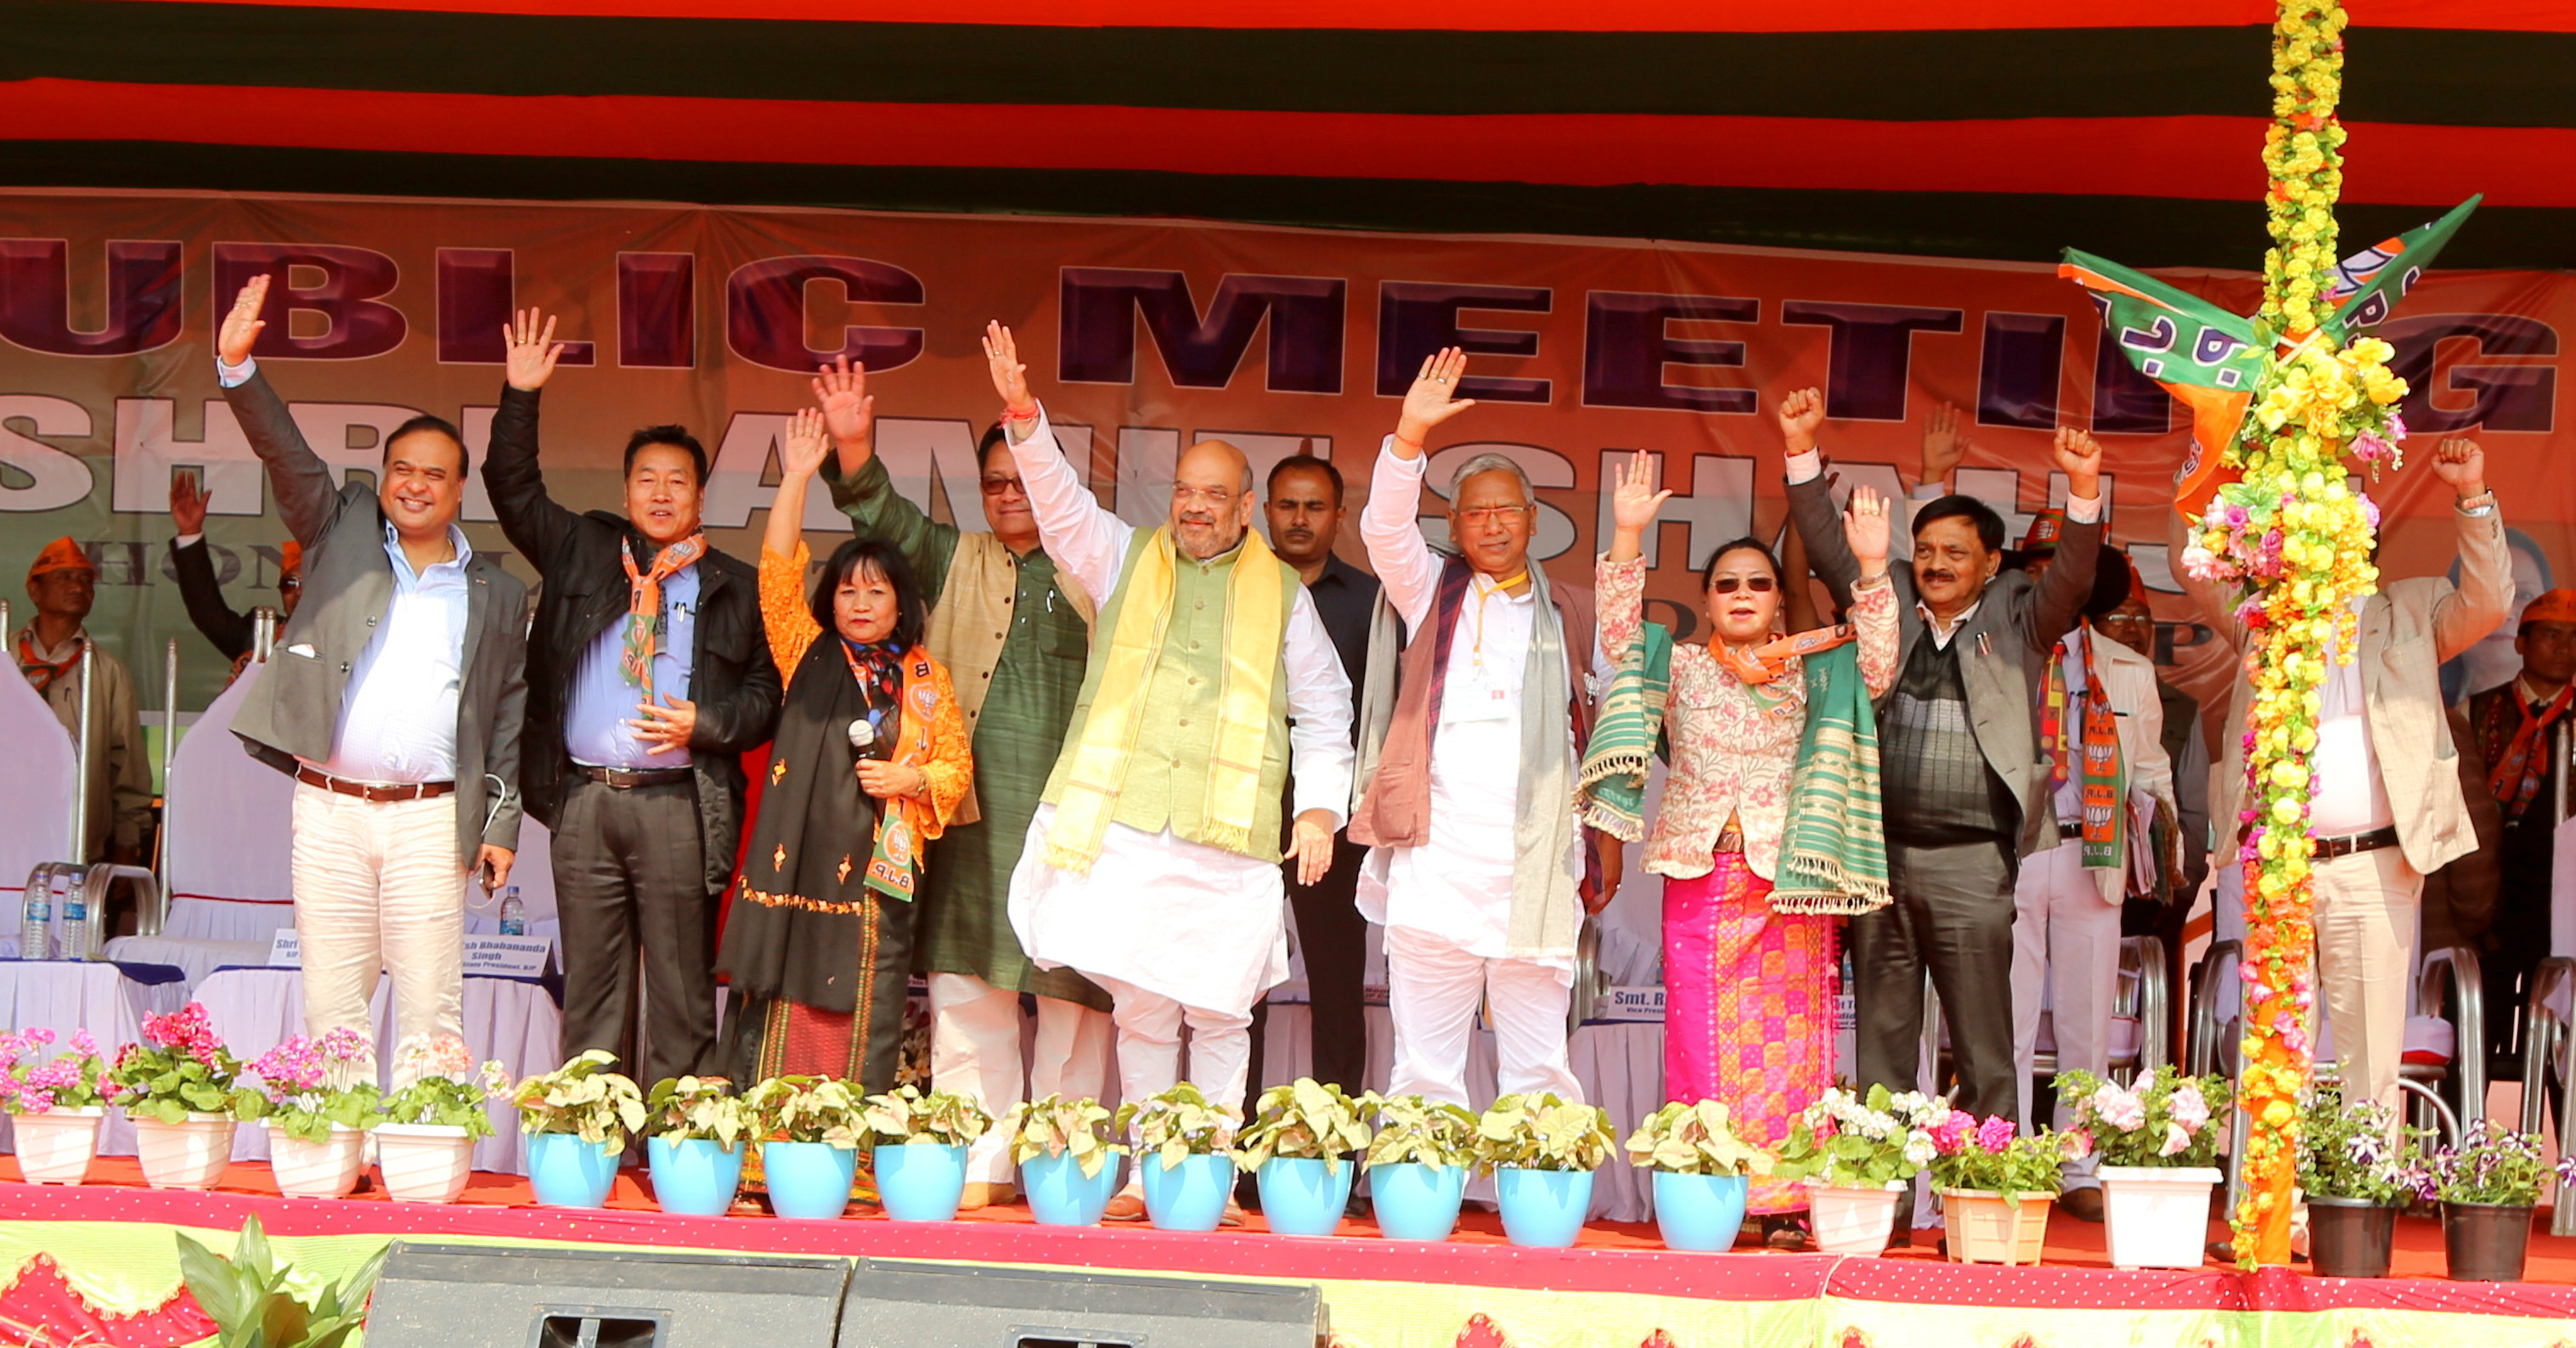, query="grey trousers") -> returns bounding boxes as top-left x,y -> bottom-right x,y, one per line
1851,838 -> 2021,1124
553,776 -> 719,1084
